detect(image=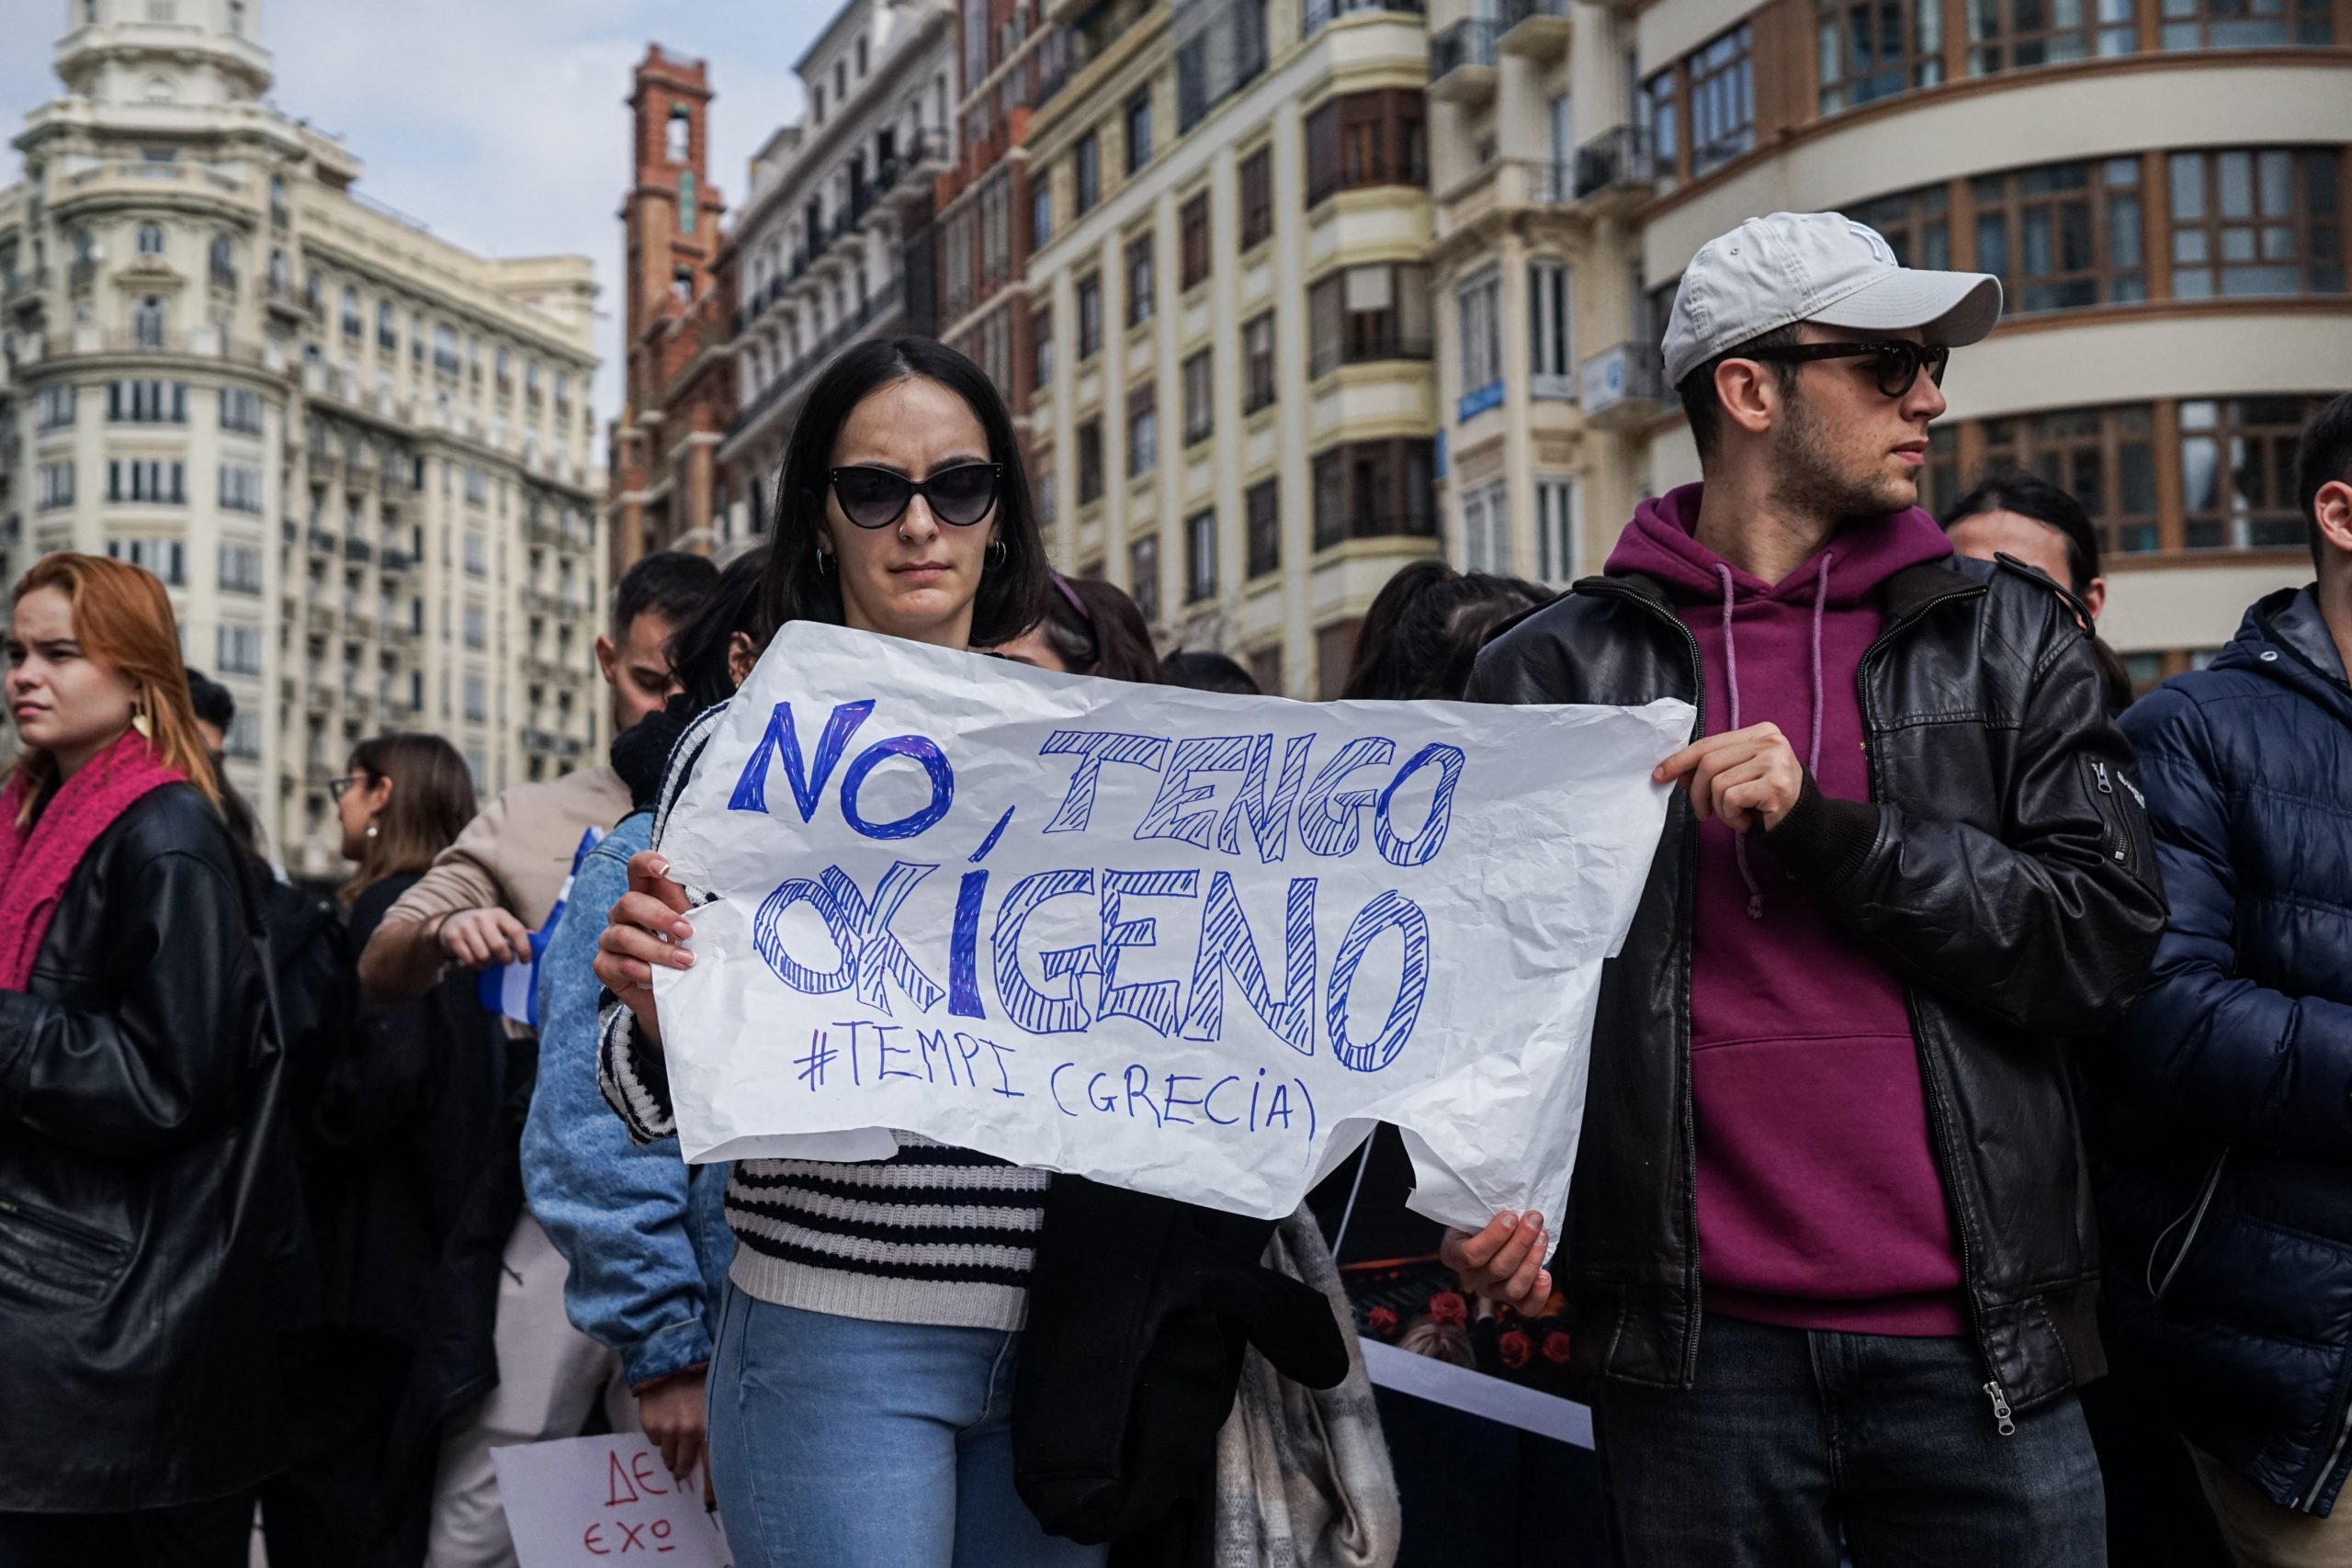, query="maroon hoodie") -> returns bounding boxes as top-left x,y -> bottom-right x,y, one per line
1605,483 -> 1966,1337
